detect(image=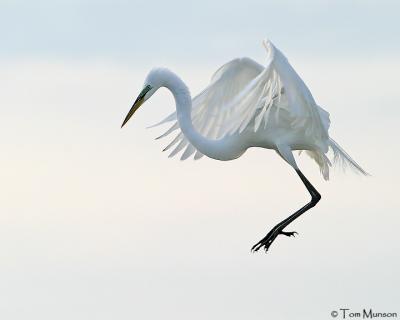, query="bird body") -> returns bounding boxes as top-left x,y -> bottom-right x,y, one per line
144,40 -> 364,180
121,39 -> 367,252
